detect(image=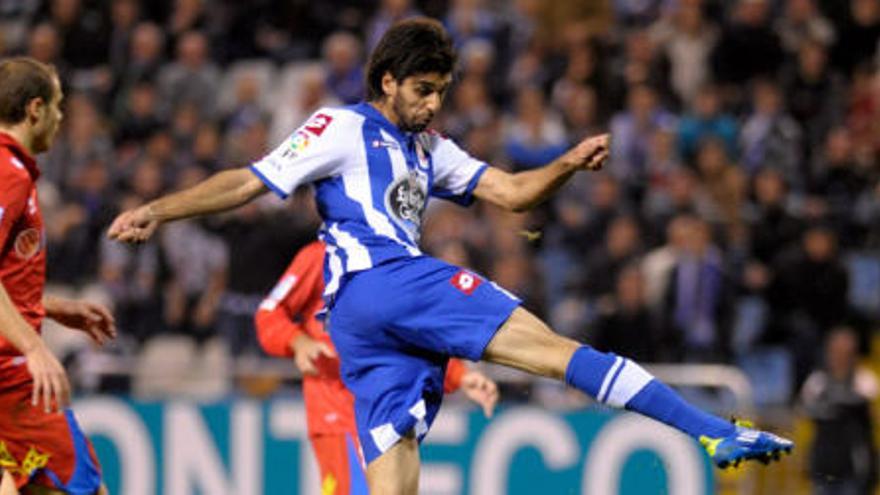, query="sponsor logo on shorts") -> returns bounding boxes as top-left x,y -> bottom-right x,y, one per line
0,442 -> 50,477
451,270 -> 481,295
13,228 -> 41,260
304,113 -> 333,137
